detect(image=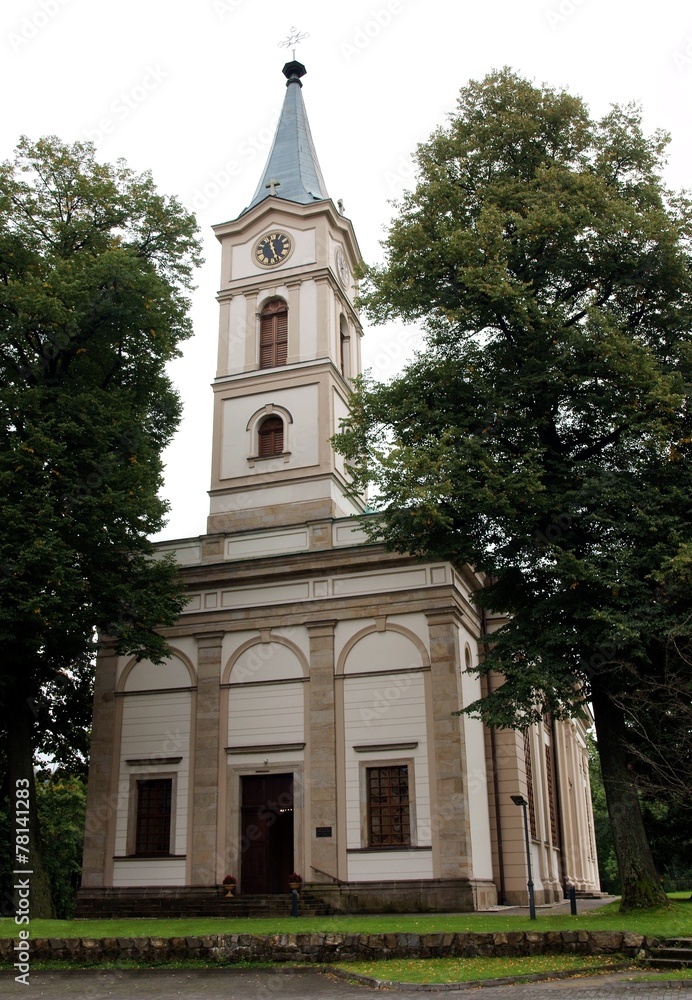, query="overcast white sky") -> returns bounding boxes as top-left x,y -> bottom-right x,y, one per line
2,0 -> 691,540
